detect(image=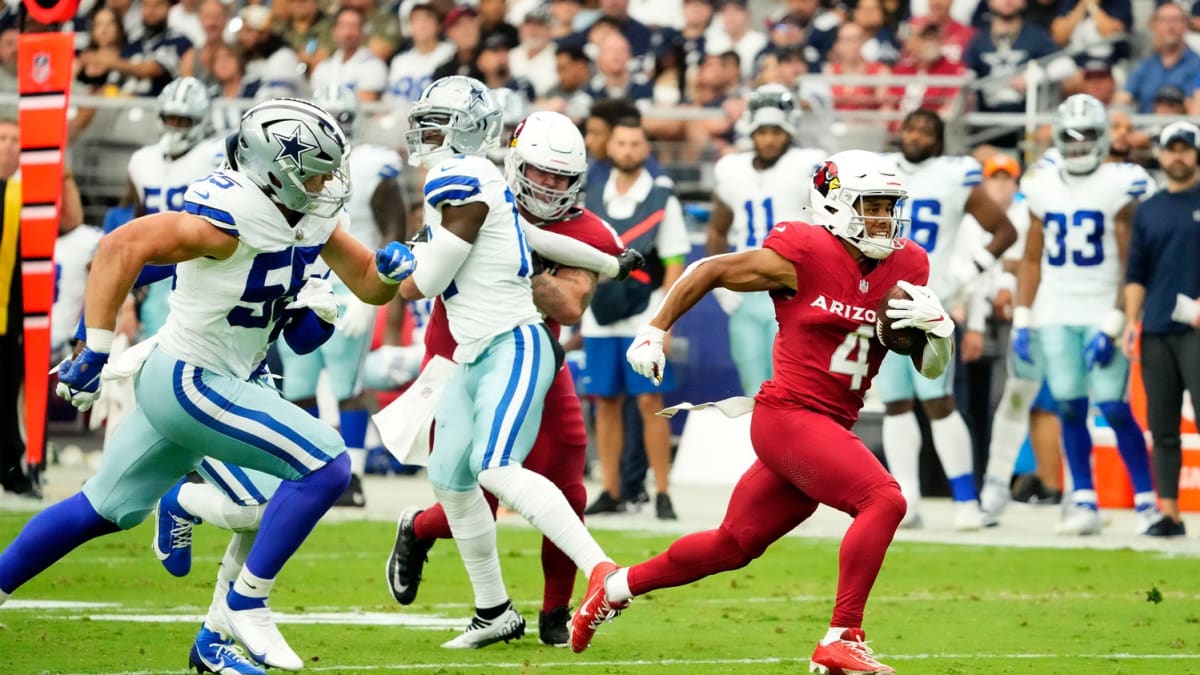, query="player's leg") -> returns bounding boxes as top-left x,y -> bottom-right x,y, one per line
191,530 -> 266,675
582,336 -> 627,513
1038,326 -> 1101,534
916,355 -> 984,530
323,323 -> 376,507
1088,341 -> 1158,532
877,351 -> 922,526
980,347 -> 1044,523
626,341 -> 677,519
728,291 -> 777,396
